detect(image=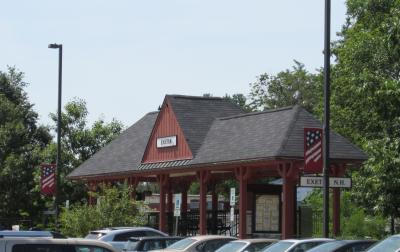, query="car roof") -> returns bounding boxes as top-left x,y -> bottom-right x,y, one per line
91,227 -> 160,234
188,235 -> 237,241
282,238 -> 334,243
235,238 -> 278,243
0,231 -> 54,237
129,236 -> 181,241
0,237 -> 116,248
